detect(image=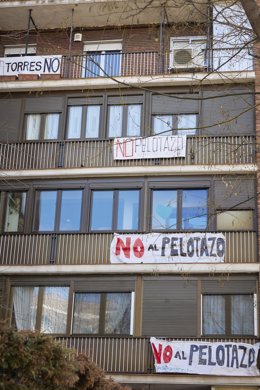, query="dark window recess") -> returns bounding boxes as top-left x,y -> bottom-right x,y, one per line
66,105 -> 101,139
24,113 -> 60,140
90,189 -> 140,231
108,104 -> 141,137
72,292 -> 133,335
152,189 -> 208,230
153,114 -> 197,136
34,190 -> 82,232
202,294 -> 255,336
4,192 -> 27,232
